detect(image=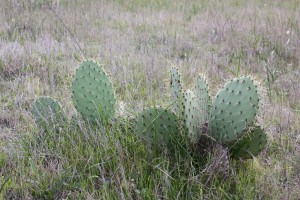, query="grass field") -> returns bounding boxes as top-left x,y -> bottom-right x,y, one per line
0,0 -> 299,199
